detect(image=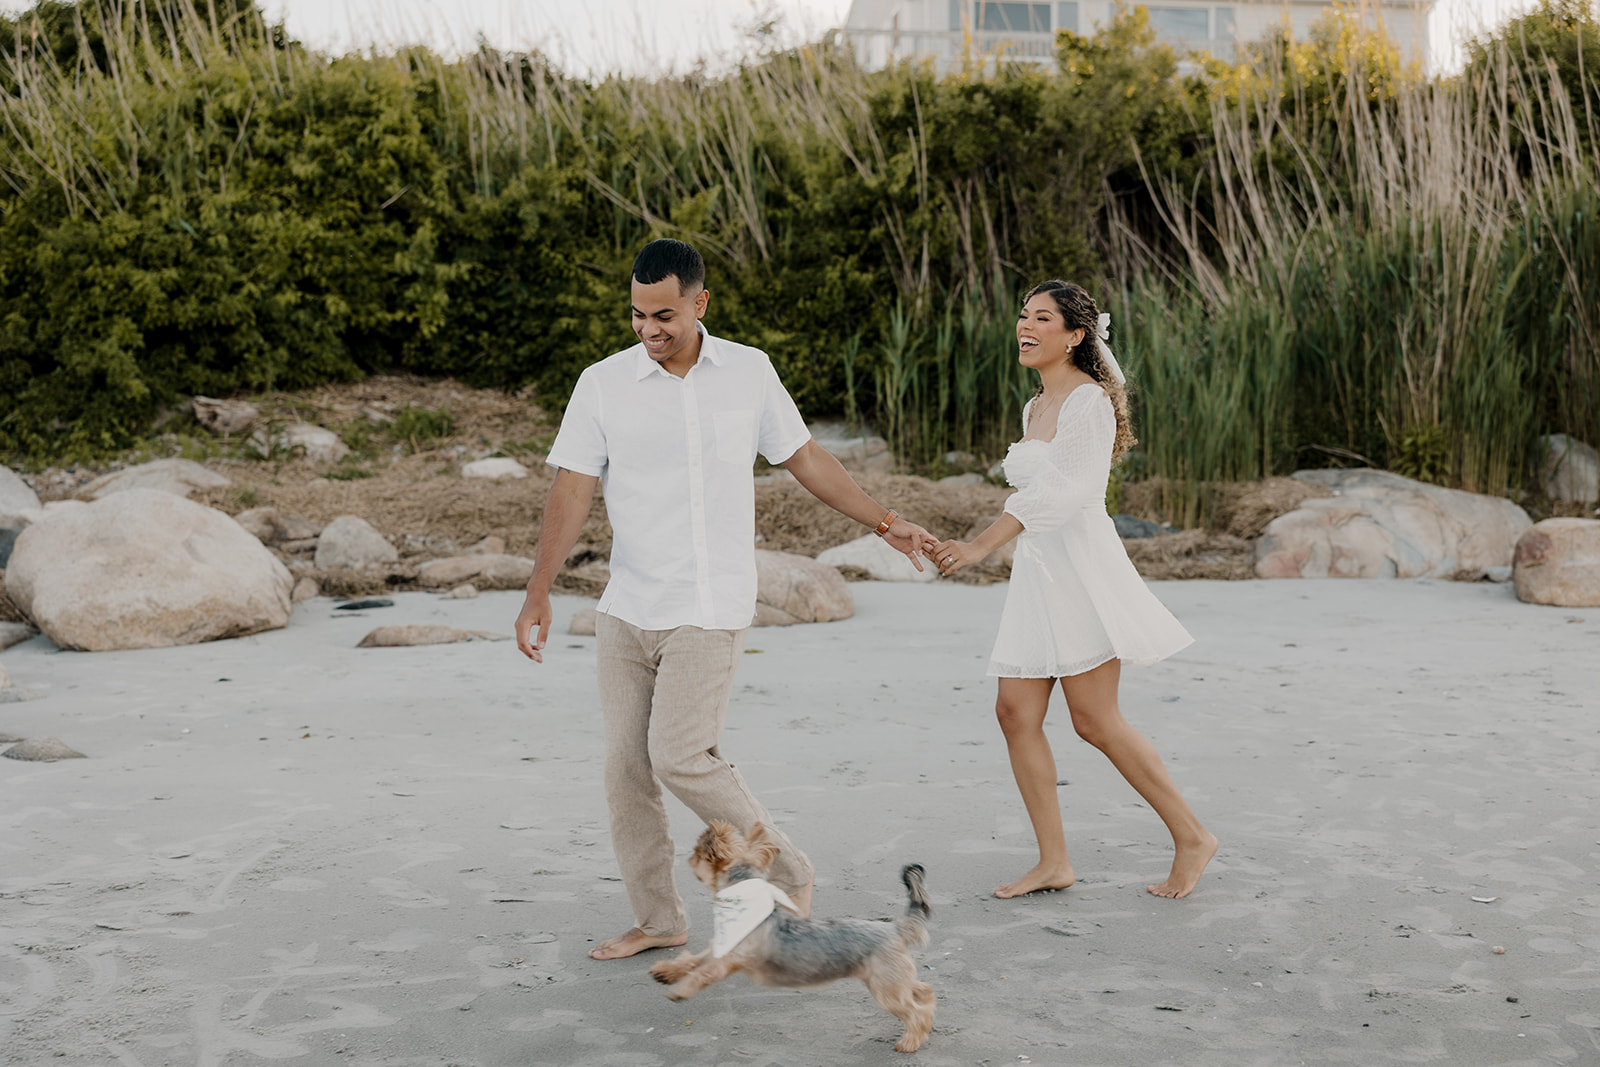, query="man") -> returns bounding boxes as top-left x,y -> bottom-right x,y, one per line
514,239 -> 936,961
